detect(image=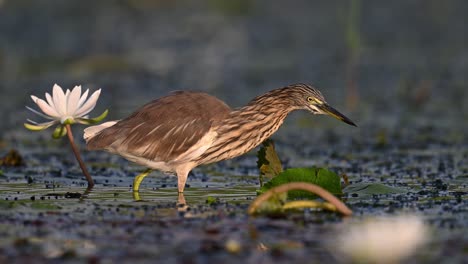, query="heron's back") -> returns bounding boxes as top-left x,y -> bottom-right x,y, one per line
86,91 -> 231,165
